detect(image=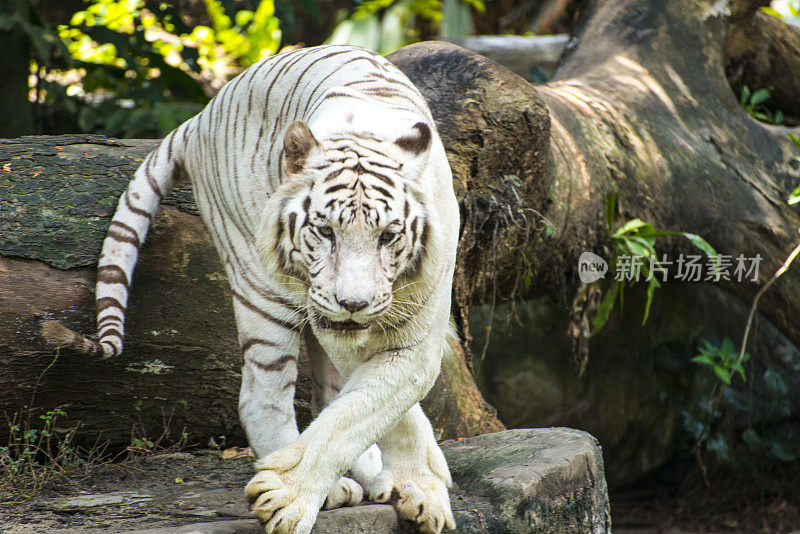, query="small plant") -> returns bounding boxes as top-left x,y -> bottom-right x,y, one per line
739,85 -> 784,125
1,407 -> 106,503
687,236 -> 800,484
125,407 -> 190,459
684,337 -> 798,475
592,194 -> 716,333
684,337 -> 750,470
691,337 -> 748,385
